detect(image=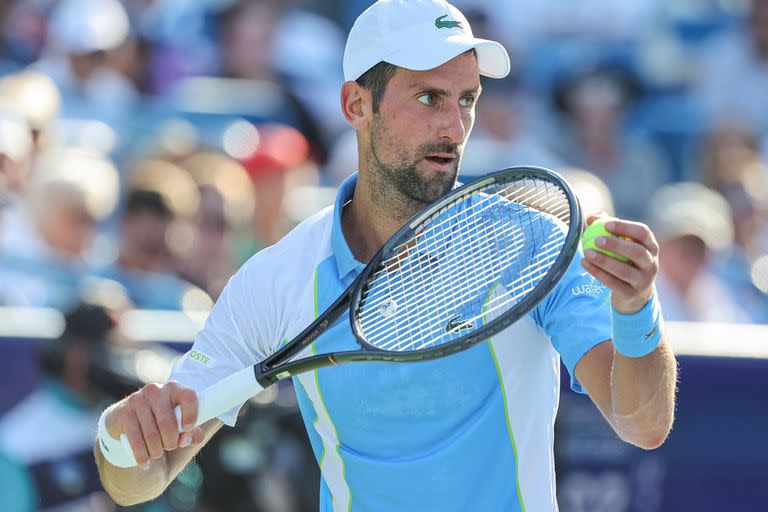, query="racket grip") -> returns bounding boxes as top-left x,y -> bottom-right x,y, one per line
174,366 -> 265,431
